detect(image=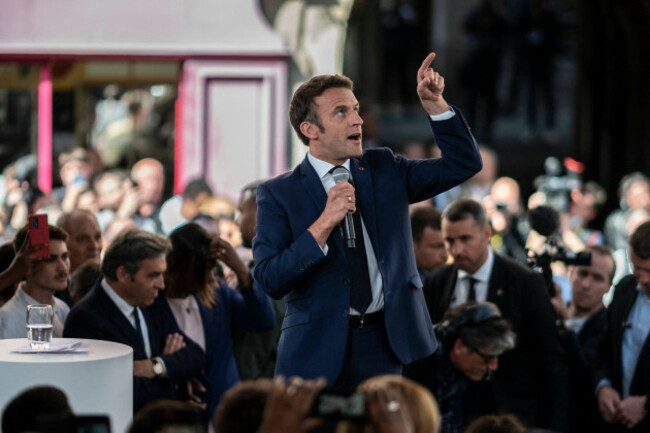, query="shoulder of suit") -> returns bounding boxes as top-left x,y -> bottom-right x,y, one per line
617,274 -> 638,290
427,264 -> 457,283
493,252 -> 538,276
263,167 -> 298,188
361,147 -> 394,159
